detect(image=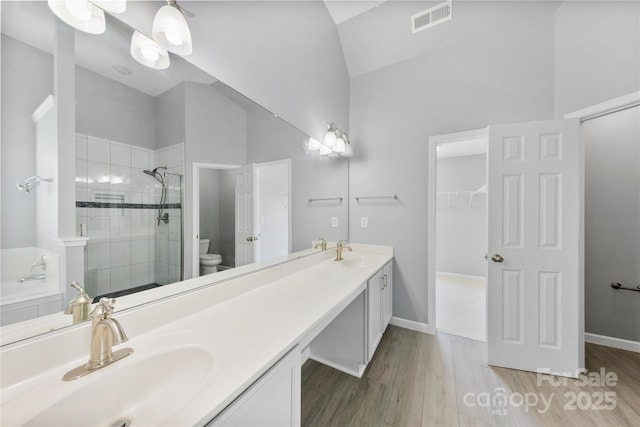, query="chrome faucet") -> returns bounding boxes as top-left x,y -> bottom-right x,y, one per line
335,240 -> 352,261
31,254 -> 47,271
314,237 -> 327,251
62,298 -> 134,381
18,273 -> 46,283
